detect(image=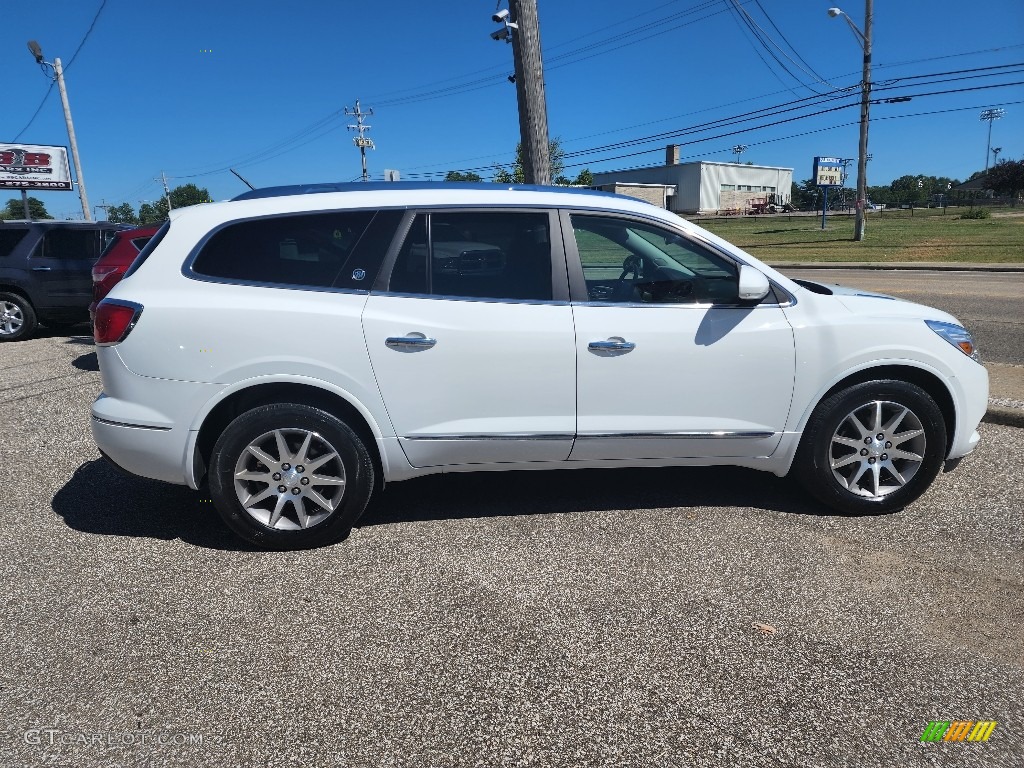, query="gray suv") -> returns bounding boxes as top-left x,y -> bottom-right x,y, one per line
0,220 -> 122,341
